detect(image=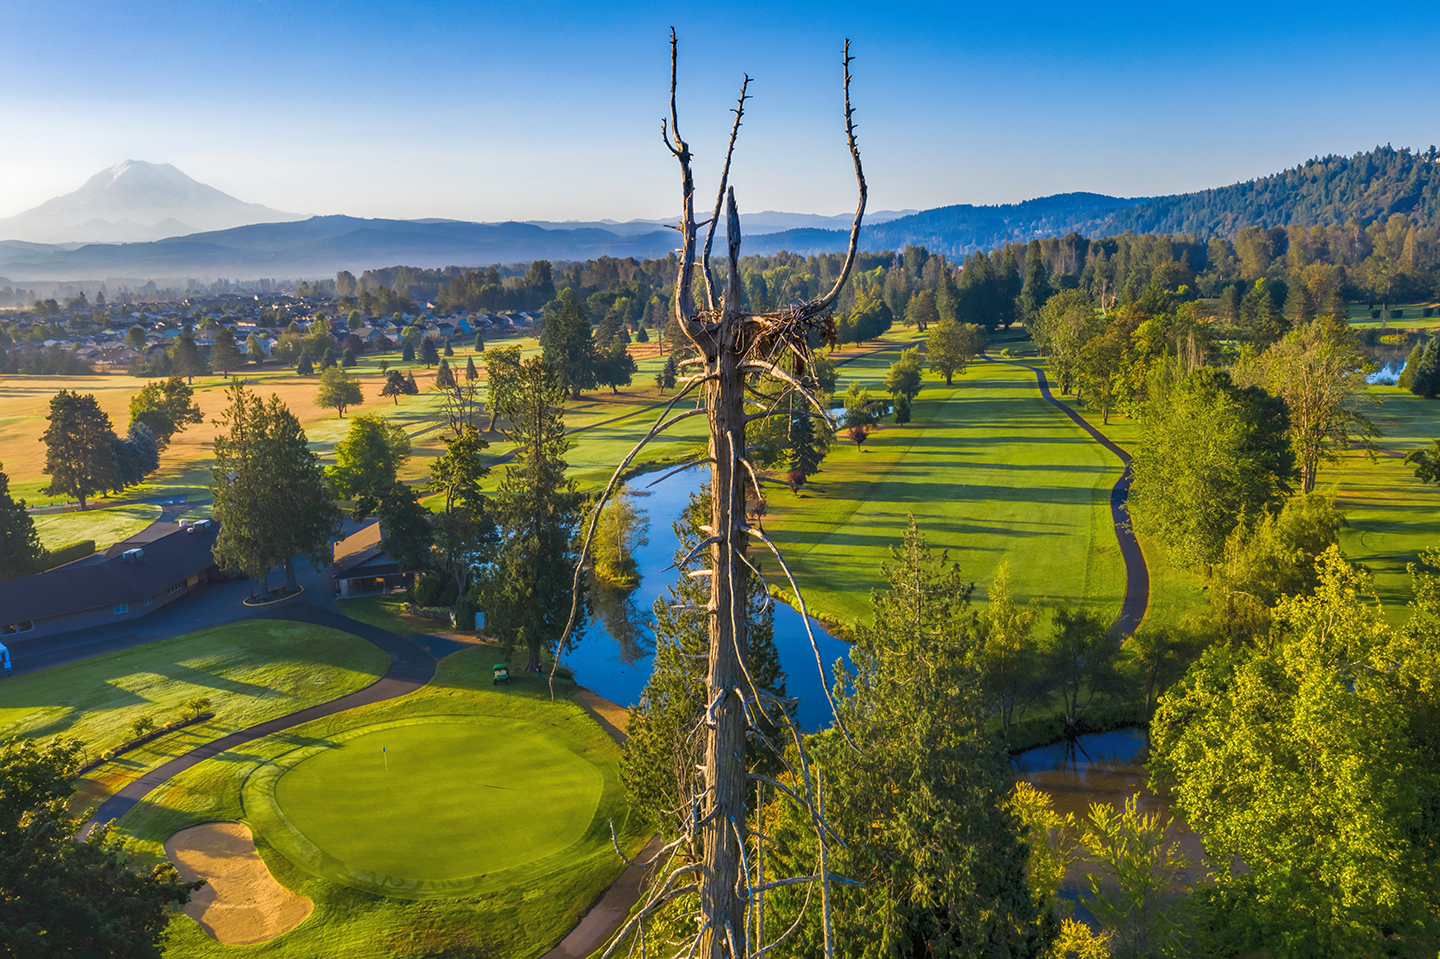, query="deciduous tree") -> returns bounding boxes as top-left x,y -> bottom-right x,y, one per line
327,414 -> 412,501
128,377 -> 202,450
316,366 -> 363,418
